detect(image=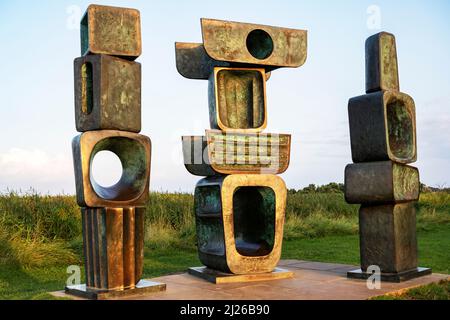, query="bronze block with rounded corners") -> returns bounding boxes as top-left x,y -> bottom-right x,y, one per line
345,161 -> 420,204
366,32 -> 399,93
201,18 -> 307,70
74,54 -> 141,133
72,130 -> 151,207
209,67 -> 267,133
358,203 -> 418,274
81,4 -> 142,60
182,131 -> 291,176
348,90 -> 417,164
194,175 -> 287,275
